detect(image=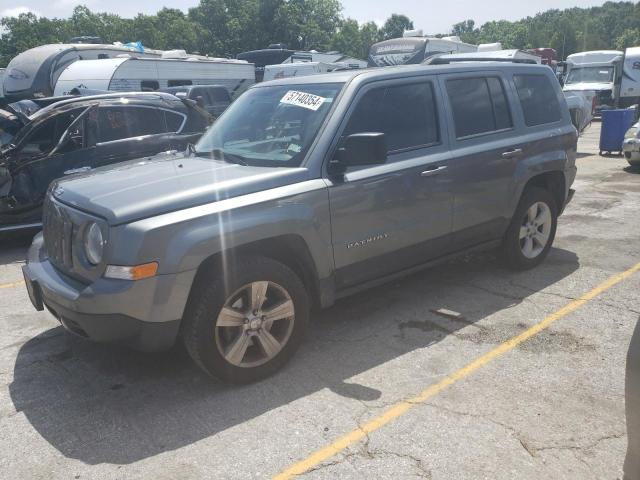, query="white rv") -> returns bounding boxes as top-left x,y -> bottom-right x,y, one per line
563,48 -> 640,112
426,49 -> 541,64
53,57 -> 255,100
2,43 -> 169,101
368,30 -> 494,67
282,52 -> 368,69
263,61 -> 354,82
